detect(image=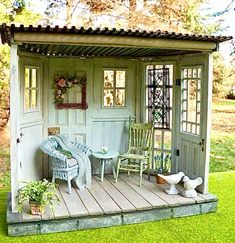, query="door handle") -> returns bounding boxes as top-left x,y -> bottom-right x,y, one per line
199,139 -> 205,152
17,133 -> 24,143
